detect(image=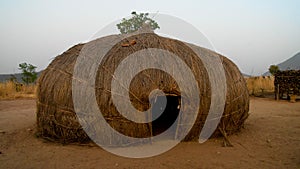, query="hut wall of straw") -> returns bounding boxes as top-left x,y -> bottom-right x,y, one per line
37,33 -> 249,145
